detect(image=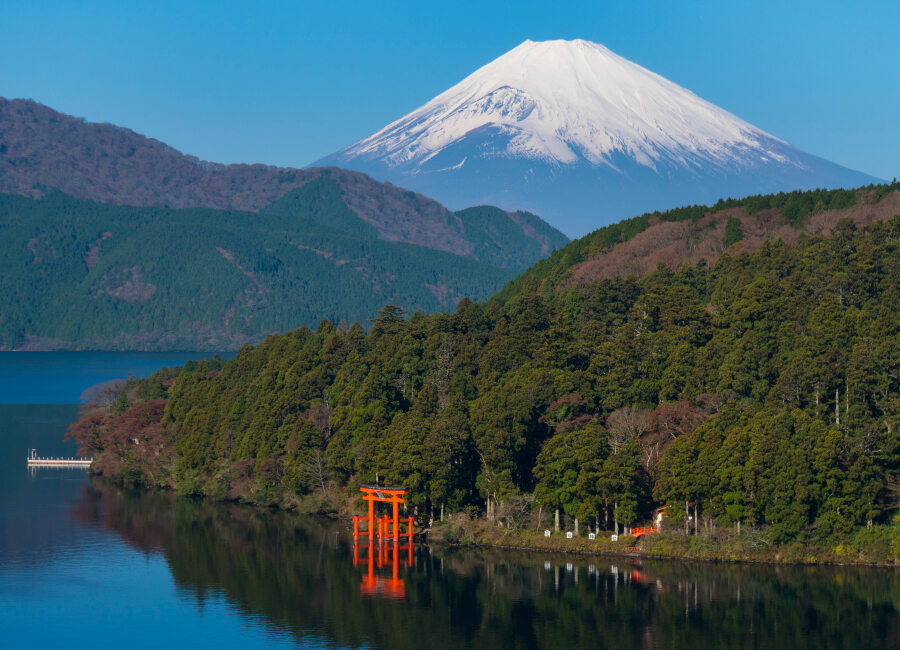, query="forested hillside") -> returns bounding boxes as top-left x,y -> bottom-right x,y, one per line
0,98 -> 567,260
71,205 -> 900,544
498,182 -> 899,301
0,189 -> 552,350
